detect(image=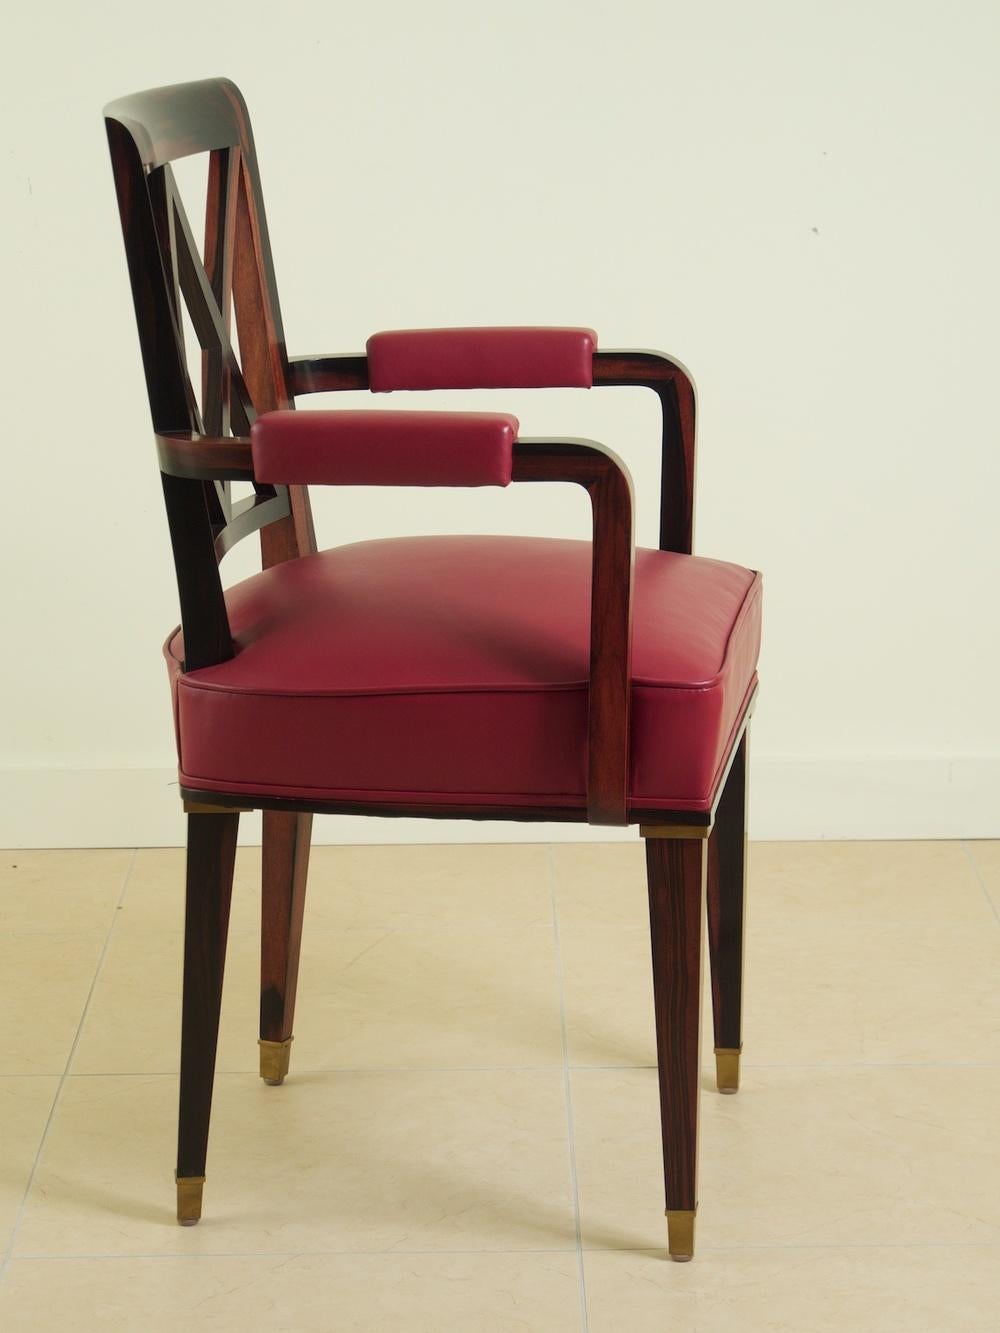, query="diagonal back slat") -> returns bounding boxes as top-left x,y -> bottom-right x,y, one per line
202,147 -> 240,439
166,166 -> 256,438
233,155 -> 317,561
